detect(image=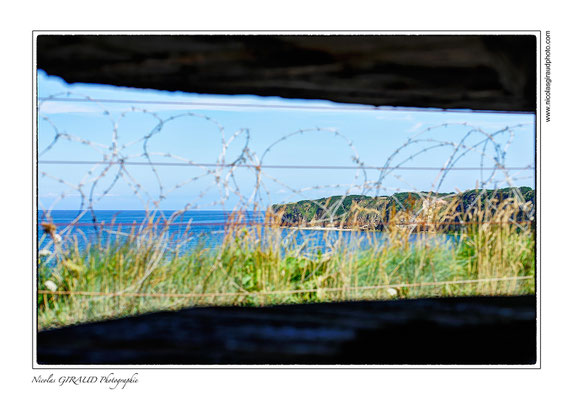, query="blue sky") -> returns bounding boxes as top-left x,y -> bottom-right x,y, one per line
37,70 -> 535,211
